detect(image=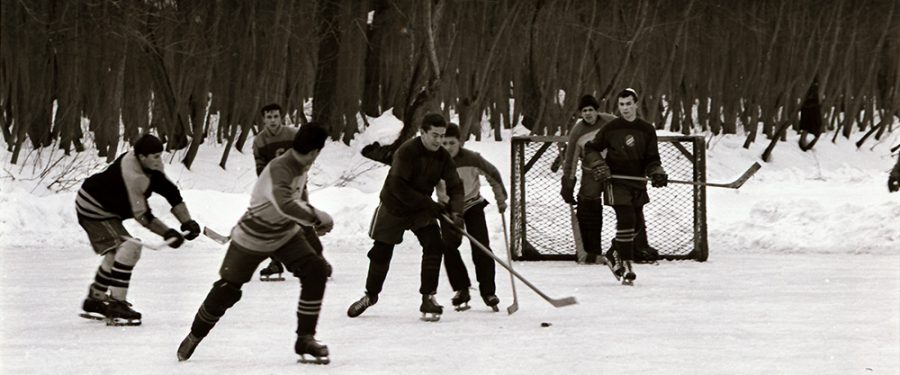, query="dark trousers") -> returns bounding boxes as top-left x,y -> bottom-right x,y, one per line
442,201 -> 496,297
365,224 -> 445,296
189,230 -> 328,338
